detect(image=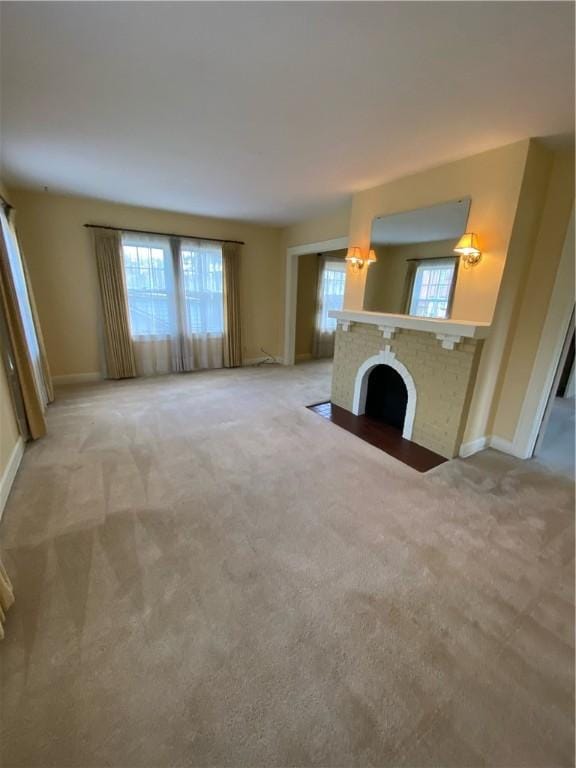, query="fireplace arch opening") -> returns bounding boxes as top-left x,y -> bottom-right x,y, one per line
352,347 -> 417,440
365,365 -> 408,431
